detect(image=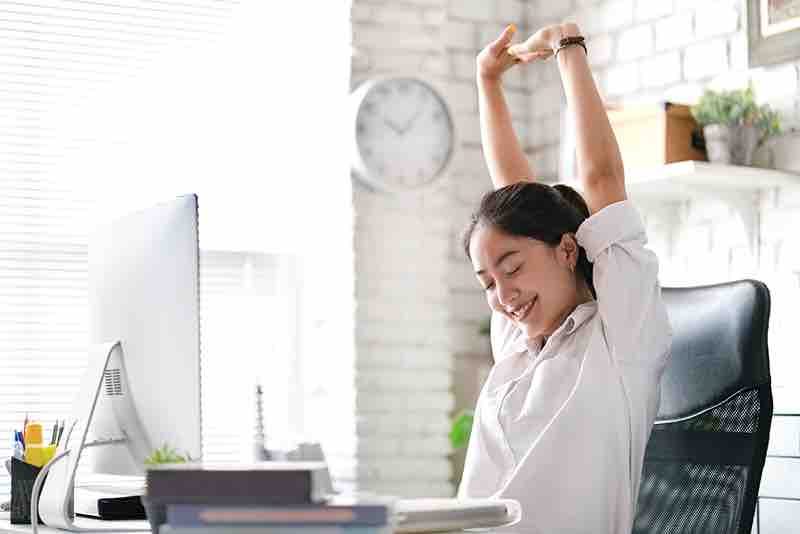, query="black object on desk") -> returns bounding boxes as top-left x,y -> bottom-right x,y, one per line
10,457 -> 44,525
76,493 -> 146,521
